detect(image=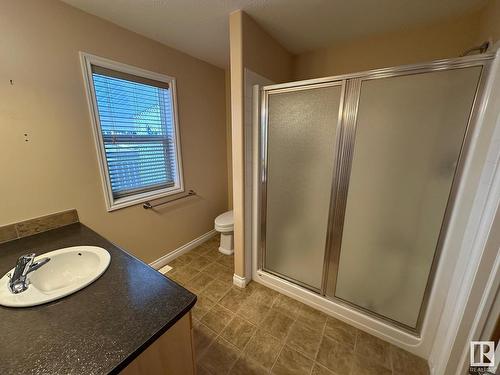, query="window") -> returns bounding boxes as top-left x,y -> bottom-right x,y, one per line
80,53 -> 183,211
